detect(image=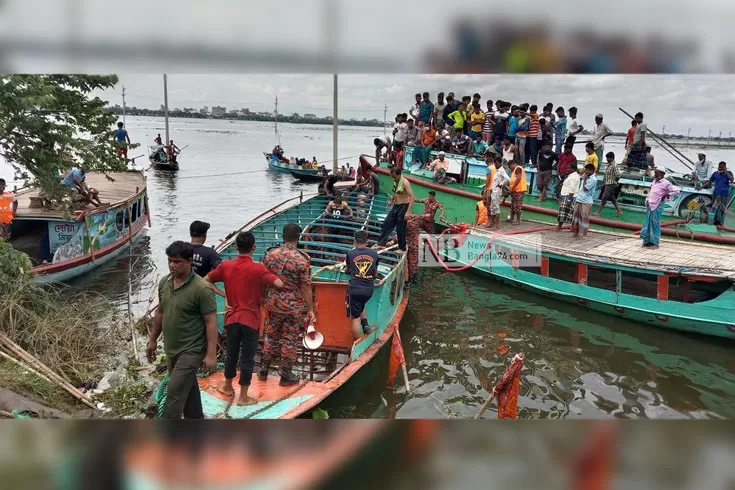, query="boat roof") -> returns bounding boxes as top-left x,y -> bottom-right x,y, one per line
220,191 -> 403,278
13,171 -> 147,220
472,222 -> 735,279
